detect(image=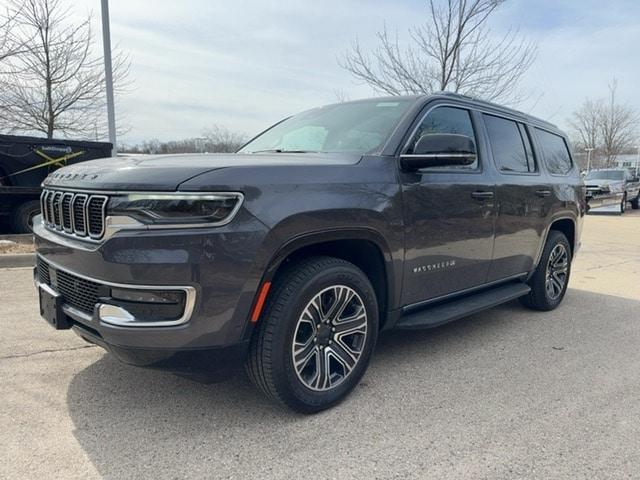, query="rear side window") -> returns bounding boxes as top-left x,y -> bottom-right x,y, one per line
483,114 -> 536,173
535,128 -> 573,175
